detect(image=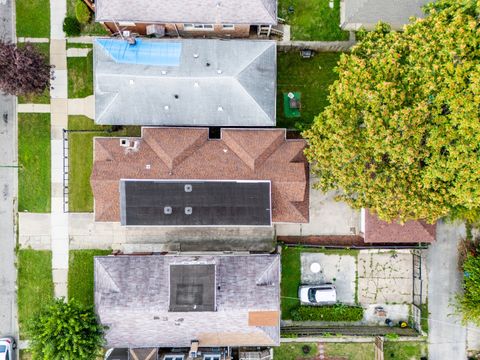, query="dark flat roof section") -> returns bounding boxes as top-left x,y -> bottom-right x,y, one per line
169,264 -> 216,312
120,180 -> 271,226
